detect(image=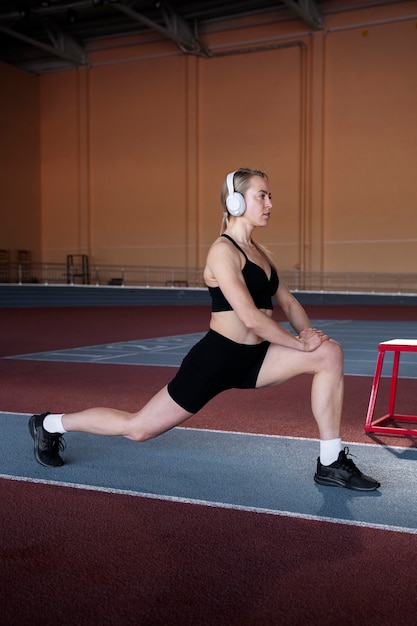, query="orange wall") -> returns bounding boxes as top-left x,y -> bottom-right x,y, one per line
324,8 -> 417,272
89,57 -> 190,266
0,62 -> 40,261
1,1 -> 416,274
